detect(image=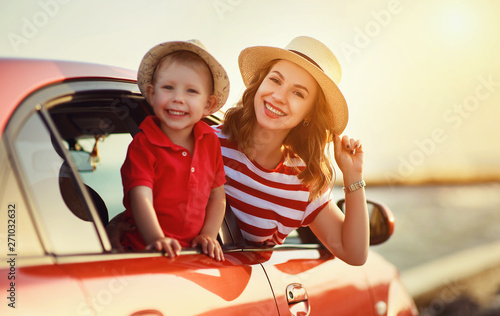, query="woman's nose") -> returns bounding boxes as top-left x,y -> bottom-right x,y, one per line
272,86 -> 287,104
